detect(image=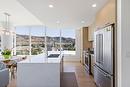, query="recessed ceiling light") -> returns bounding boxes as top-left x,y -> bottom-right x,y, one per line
92,4 -> 97,8
49,5 -> 54,8
81,21 -> 85,24
56,21 -> 60,24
